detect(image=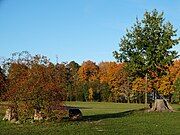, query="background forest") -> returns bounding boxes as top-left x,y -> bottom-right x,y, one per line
0,51 -> 179,105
